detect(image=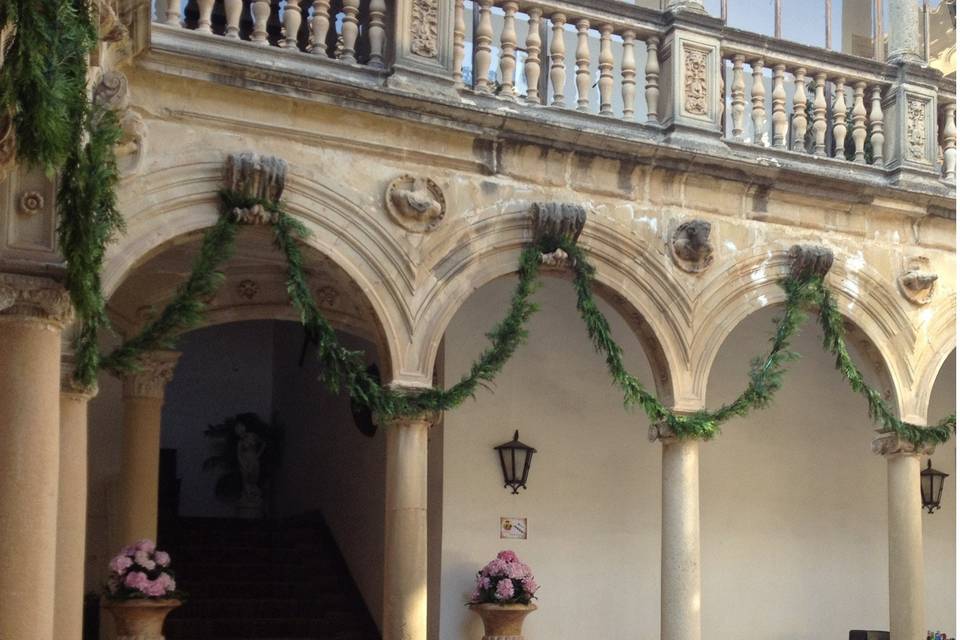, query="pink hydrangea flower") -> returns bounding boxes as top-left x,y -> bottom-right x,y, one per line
134,539 -> 156,554
495,579 -> 515,601
470,588 -> 482,602
497,550 -> 519,563
109,554 -> 133,574
521,577 -> 539,595
133,550 -> 156,571
154,551 -> 171,567
479,576 -> 491,589
505,562 -> 527,580
123,571 -> 149,590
